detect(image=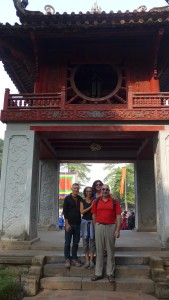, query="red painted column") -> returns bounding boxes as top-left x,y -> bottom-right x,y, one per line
127,86 -> 133,109
60,86 -> 66,109
3,88 -> 10,110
